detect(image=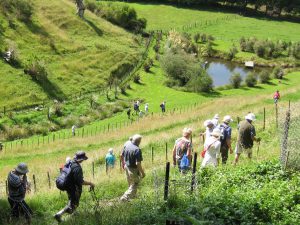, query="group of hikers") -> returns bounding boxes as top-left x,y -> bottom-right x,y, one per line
6,110 -> 264,223
126,100 -> 166,119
